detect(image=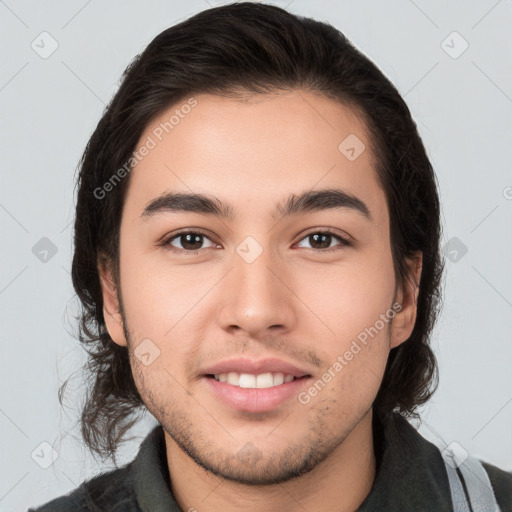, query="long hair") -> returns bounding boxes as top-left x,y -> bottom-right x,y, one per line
67,1 -> 443,462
